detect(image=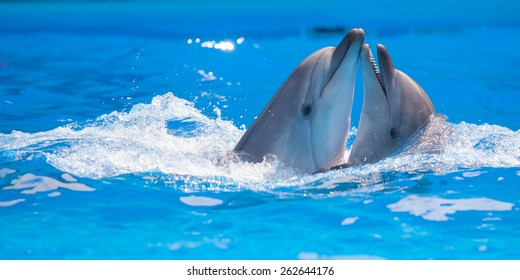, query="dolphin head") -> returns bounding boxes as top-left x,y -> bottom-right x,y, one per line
346,44 -> 435,166
234,28 -> 364,173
